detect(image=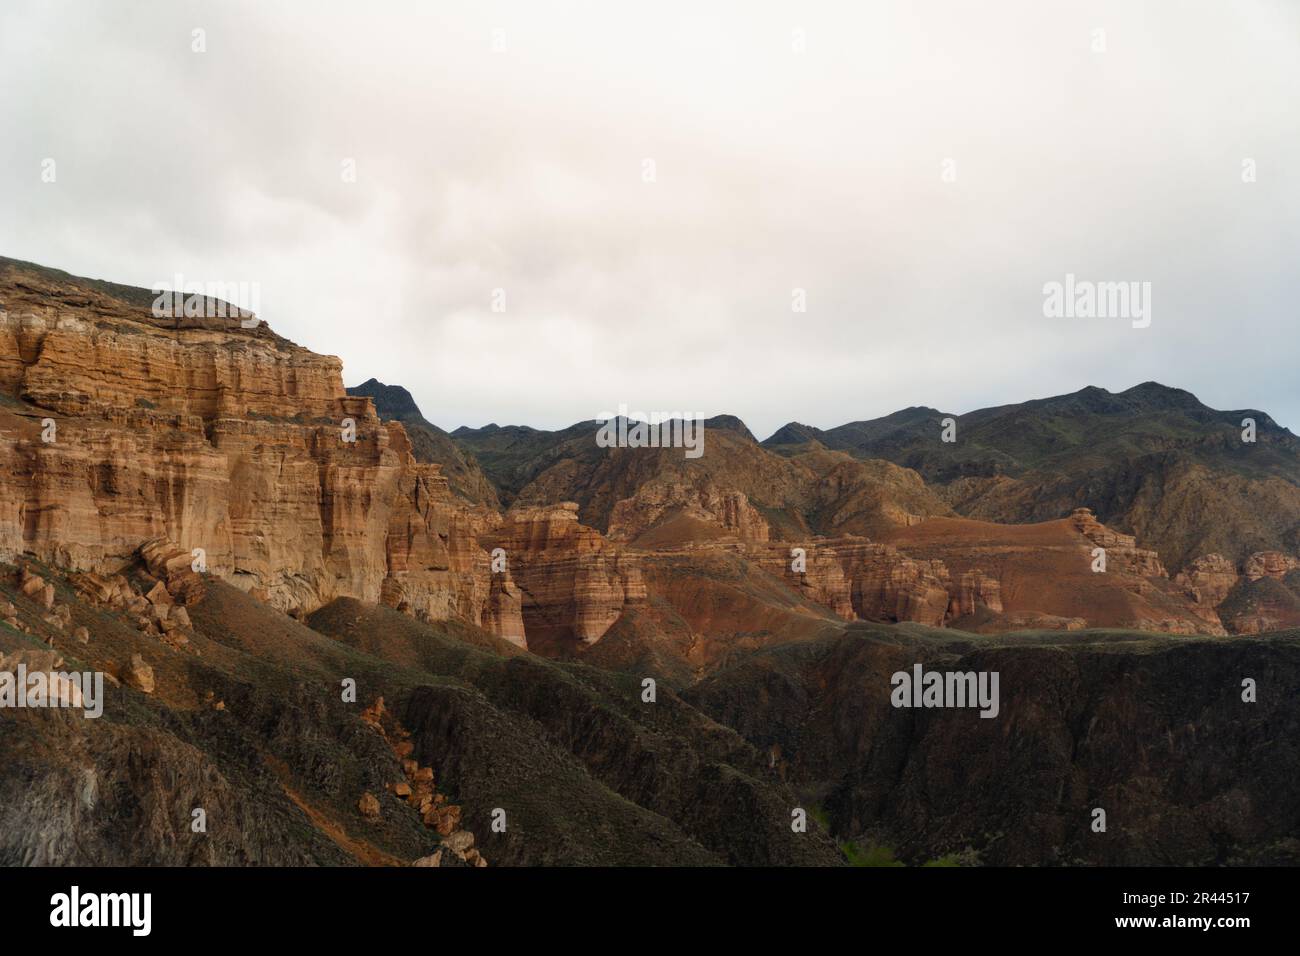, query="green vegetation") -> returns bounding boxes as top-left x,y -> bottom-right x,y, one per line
838,834 -> 970,867
840,841 -> 905,867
